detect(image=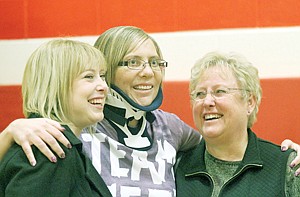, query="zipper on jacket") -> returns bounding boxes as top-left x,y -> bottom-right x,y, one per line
185,163 -> 262,196
218,163 -> 263,195
185,171 -> 215,196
